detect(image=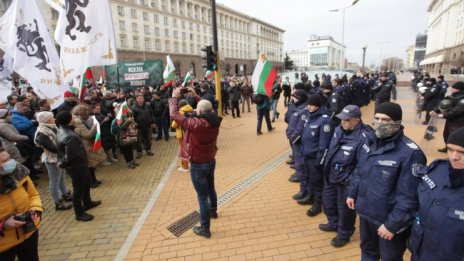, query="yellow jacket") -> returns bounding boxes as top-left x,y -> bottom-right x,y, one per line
171,104 -> 193,139
0,176 -> 43,253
